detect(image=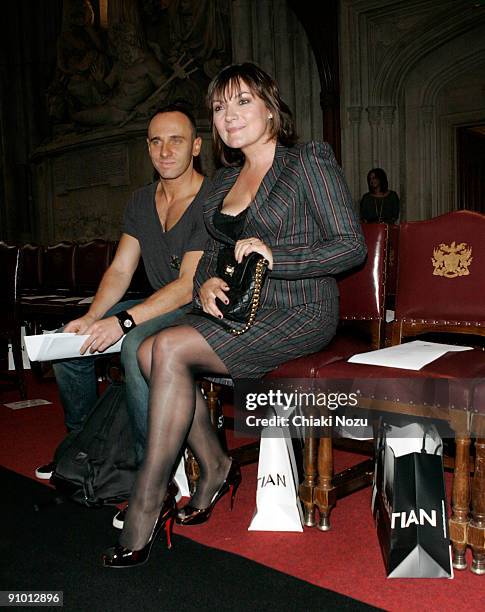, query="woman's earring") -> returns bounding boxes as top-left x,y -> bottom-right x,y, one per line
268,114 -> 273,120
